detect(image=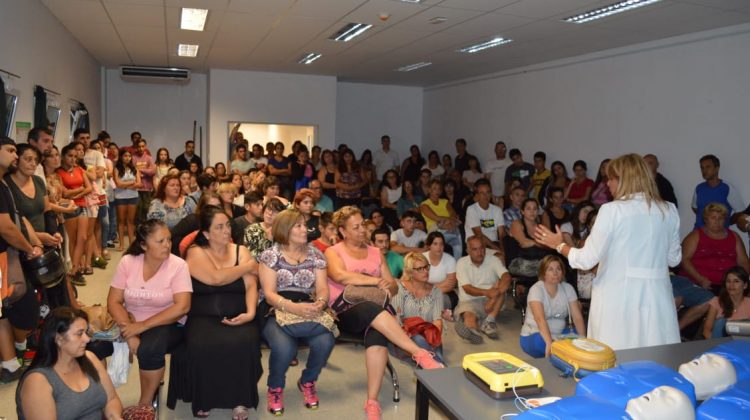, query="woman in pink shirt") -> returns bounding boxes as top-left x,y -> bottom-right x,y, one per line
703,266 -> 750,338
107,219 -> 192,406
